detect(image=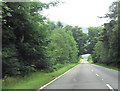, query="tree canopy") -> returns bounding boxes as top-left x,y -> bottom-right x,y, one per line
2,2 -> 86,77
89,1 -> 119,67
2,1 -> 119,77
